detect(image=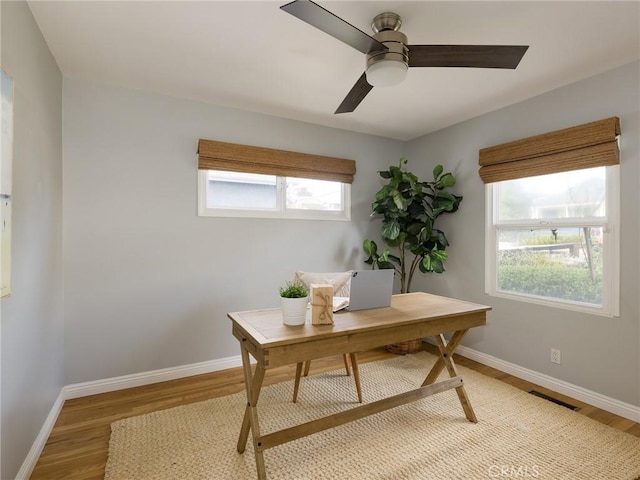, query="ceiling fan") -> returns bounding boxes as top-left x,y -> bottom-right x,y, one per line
280,0 -> 529,114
